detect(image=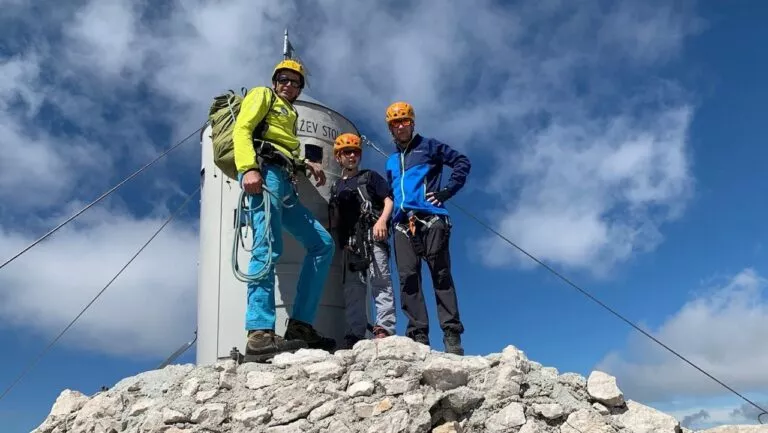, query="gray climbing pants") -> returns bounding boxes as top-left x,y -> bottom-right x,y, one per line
342,240 -> 396,337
